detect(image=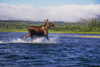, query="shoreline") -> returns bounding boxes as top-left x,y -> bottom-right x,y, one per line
0,31 -> 100,34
